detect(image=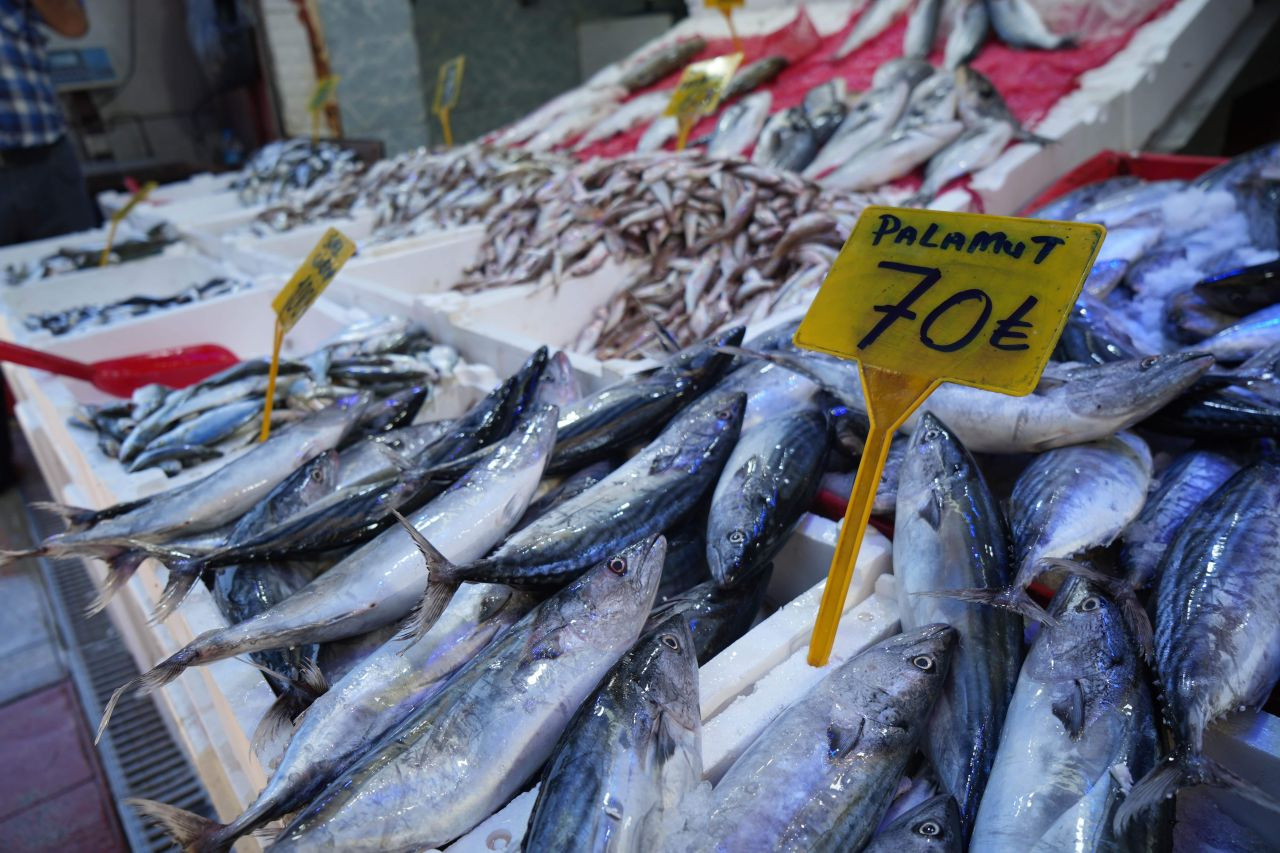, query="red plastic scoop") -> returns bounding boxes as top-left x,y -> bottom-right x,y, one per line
0,340 -> 239,397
